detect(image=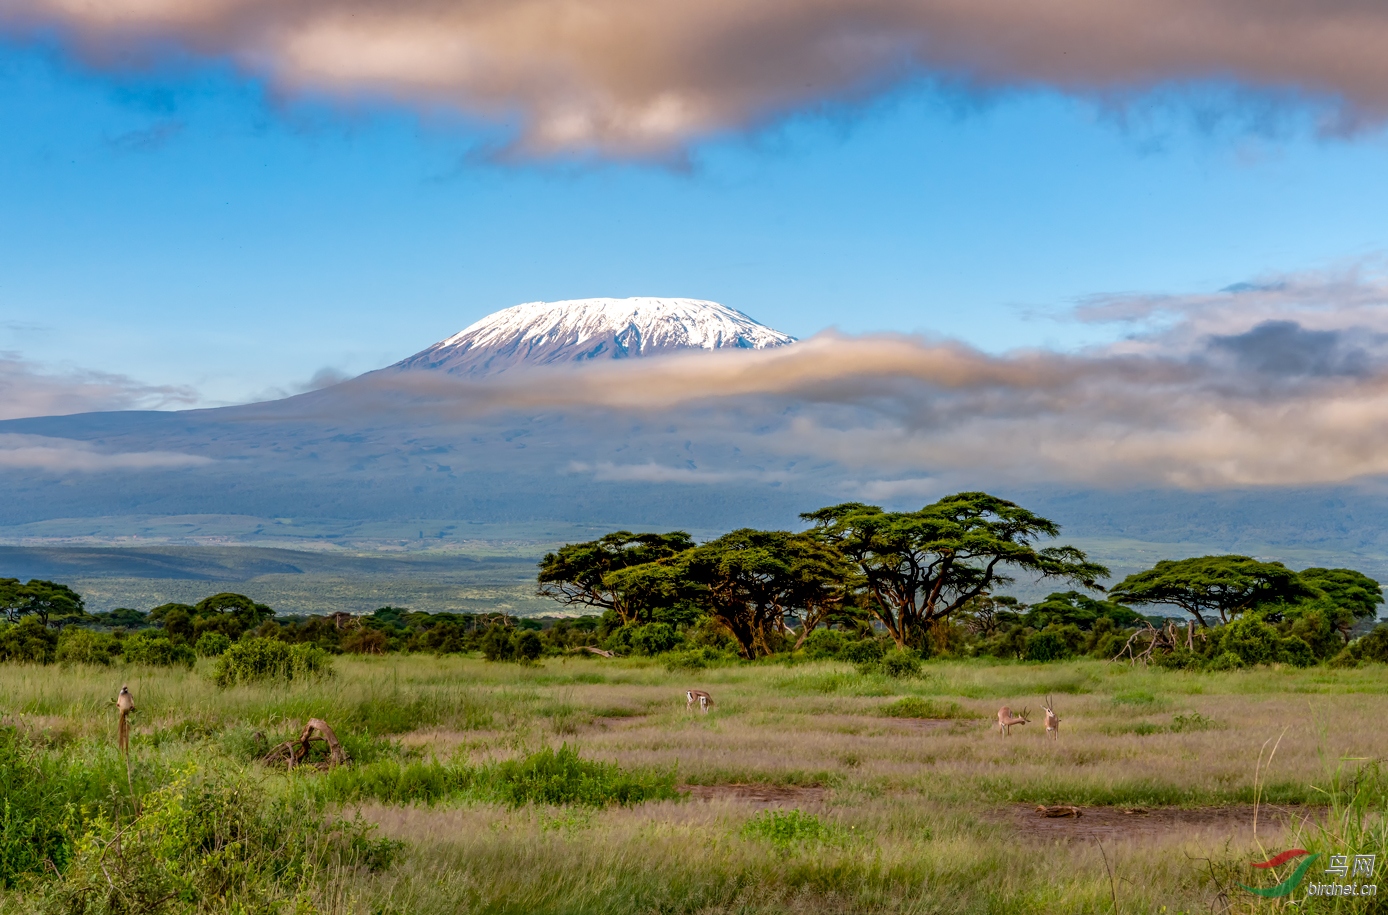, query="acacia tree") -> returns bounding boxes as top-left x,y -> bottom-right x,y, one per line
0,578 -> 23,624
537,531 -> 694,624
1109,556 -> 1313,627
677,529 -> 847,658
803,492 -> 1108,649
1297,567 -> 1384,641
12,580 -> 86,627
